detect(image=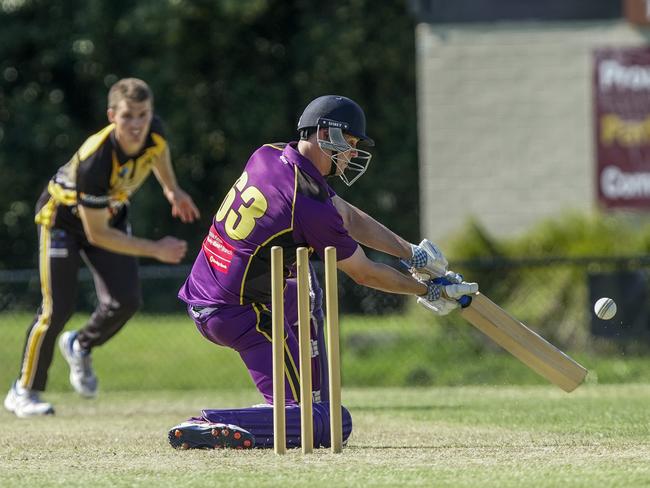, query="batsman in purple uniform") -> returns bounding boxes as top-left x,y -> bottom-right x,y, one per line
169,95 -> 479,449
